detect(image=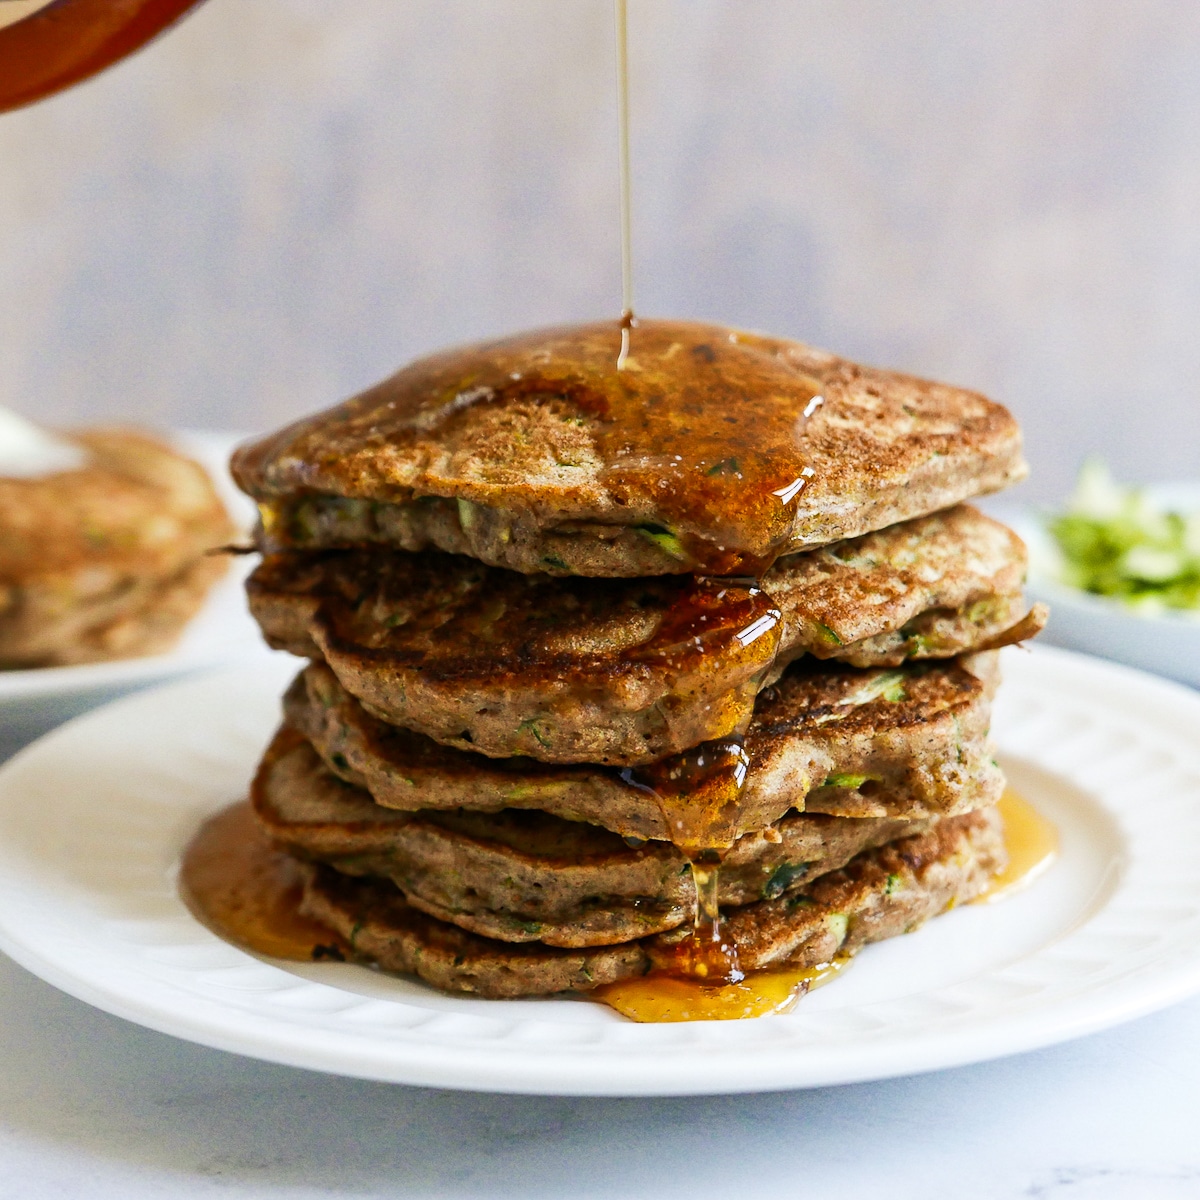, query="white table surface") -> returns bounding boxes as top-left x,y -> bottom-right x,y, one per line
2,719 -> 1199,1198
